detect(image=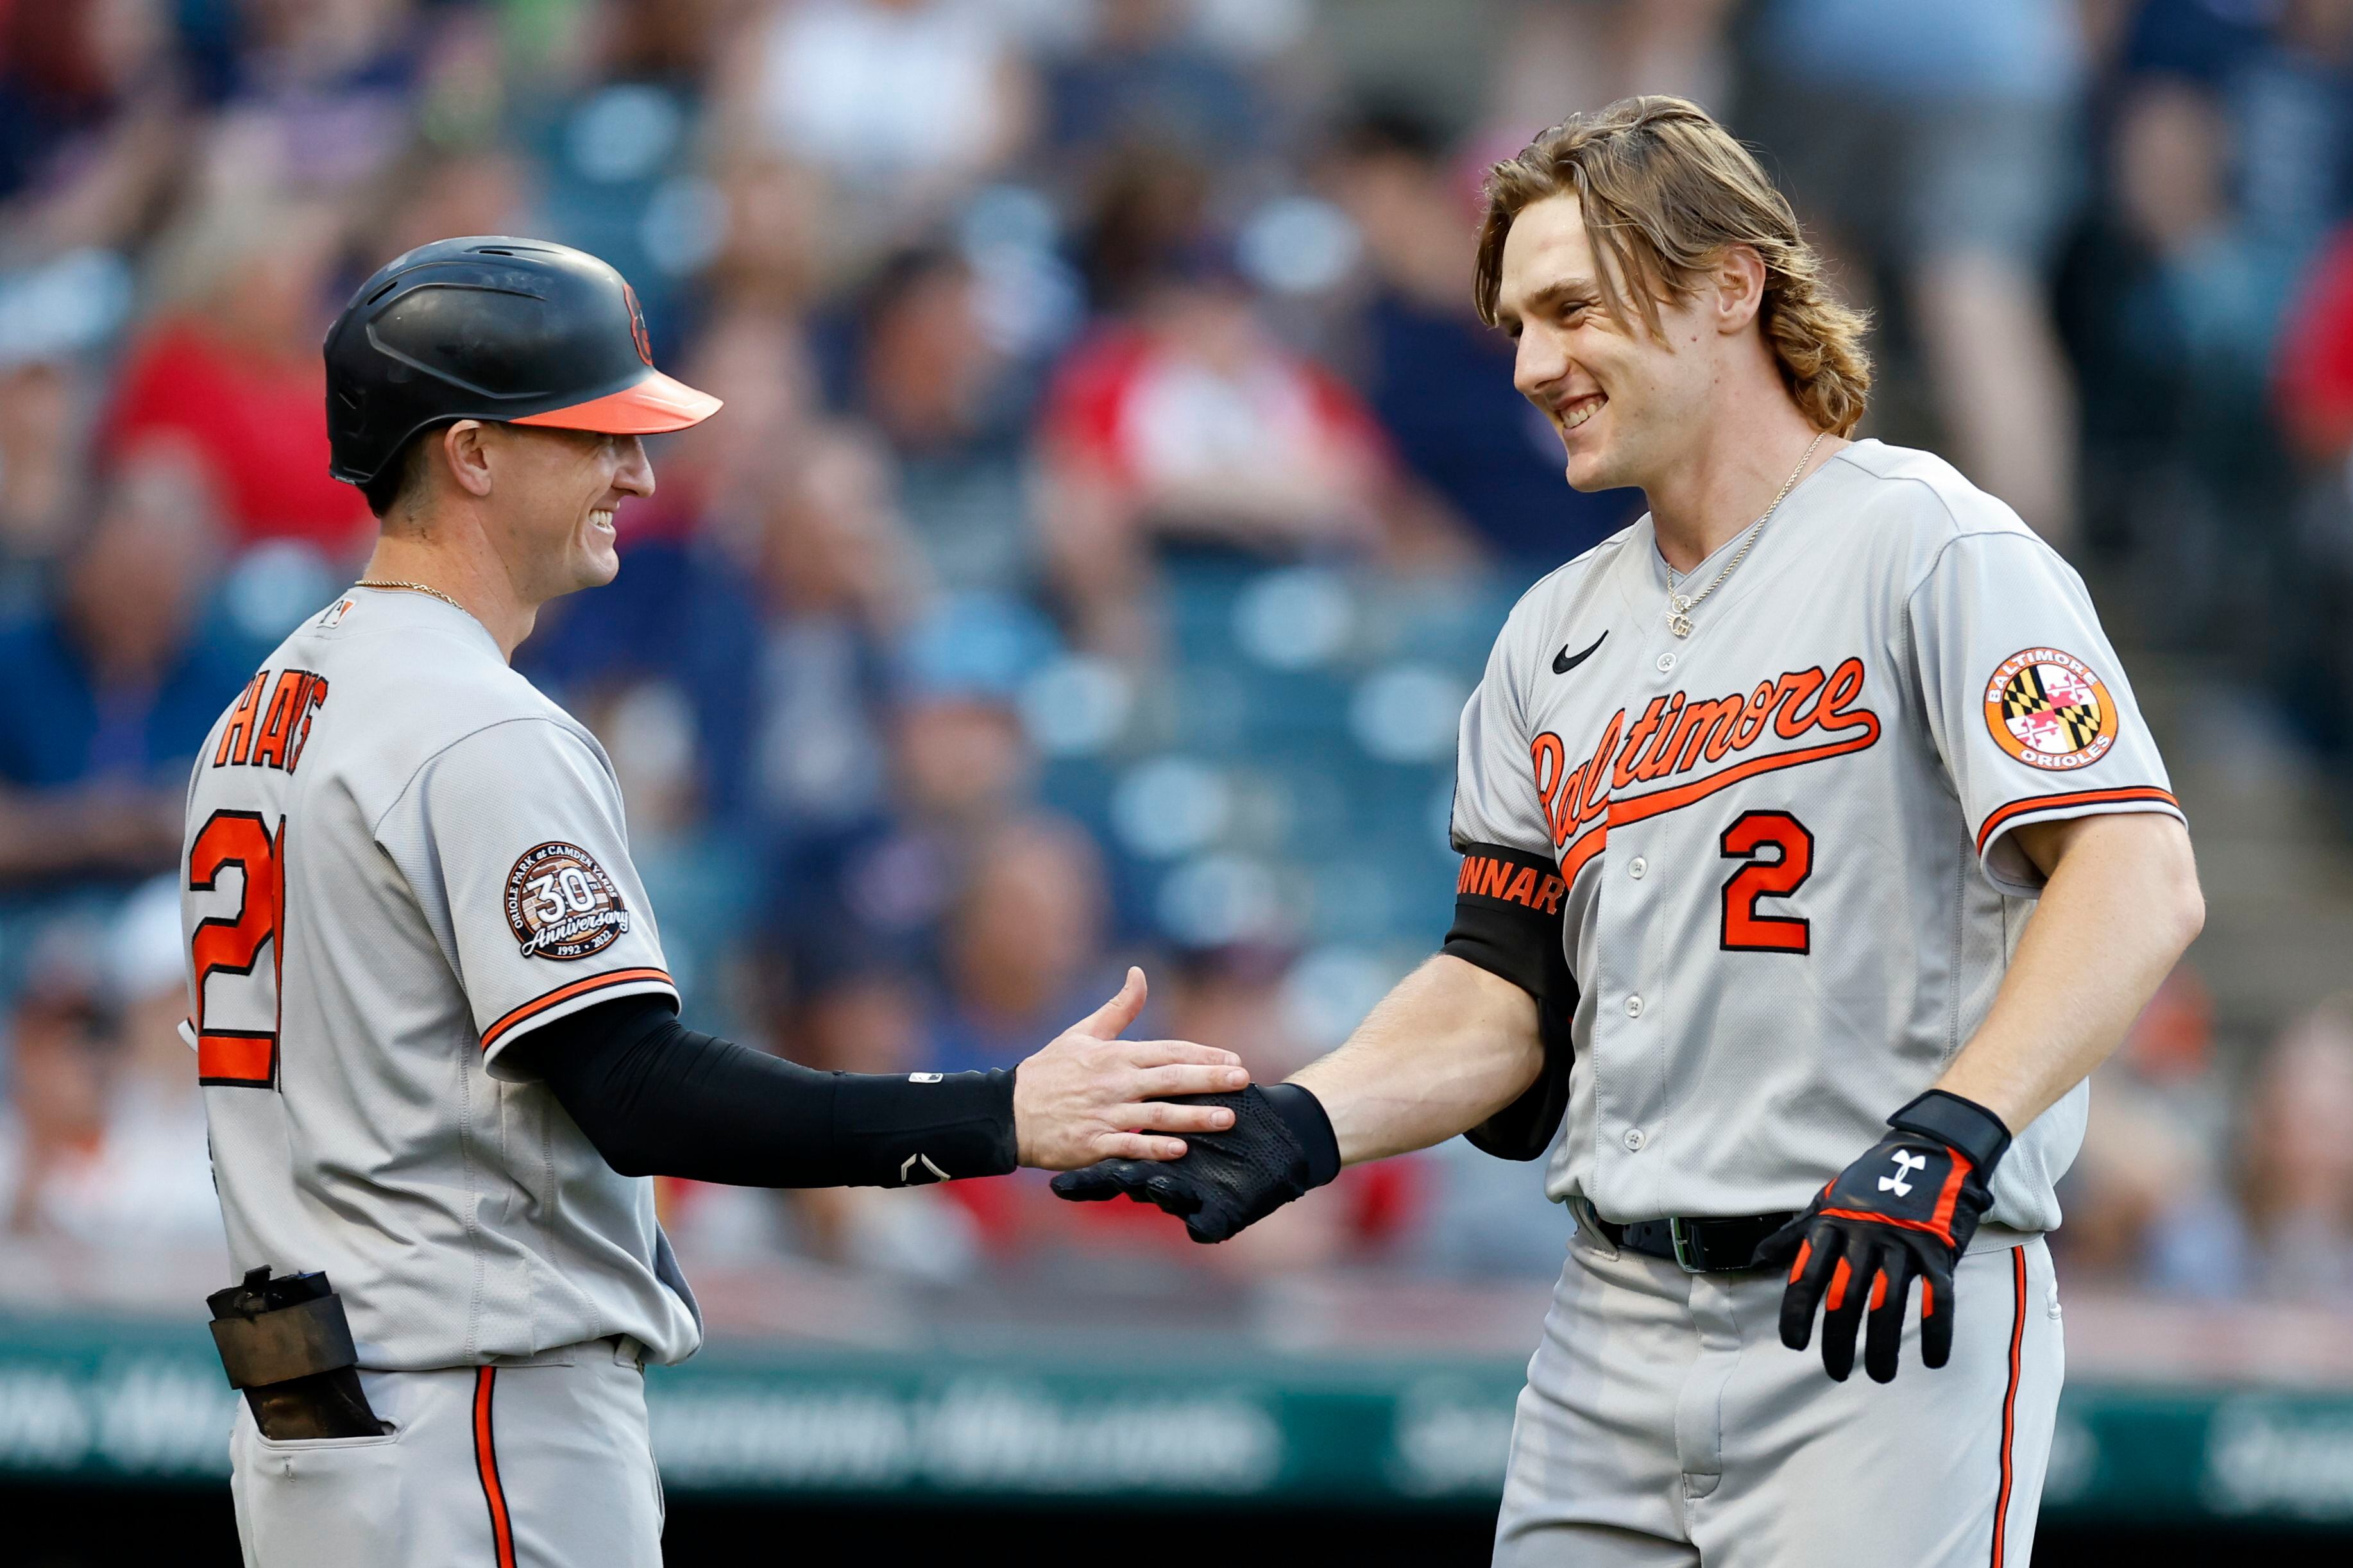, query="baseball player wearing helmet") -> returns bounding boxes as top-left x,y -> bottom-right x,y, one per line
182,237 -> 1246,1568
1055,99 -> 2204,1565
